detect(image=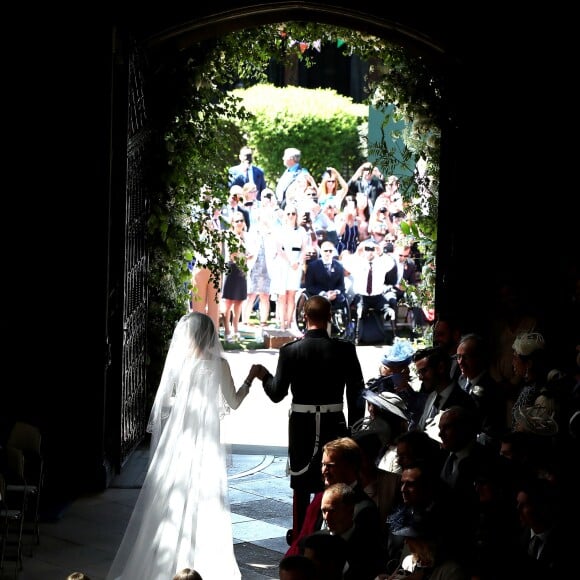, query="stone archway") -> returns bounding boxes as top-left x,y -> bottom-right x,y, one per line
105,3 -> 454,477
